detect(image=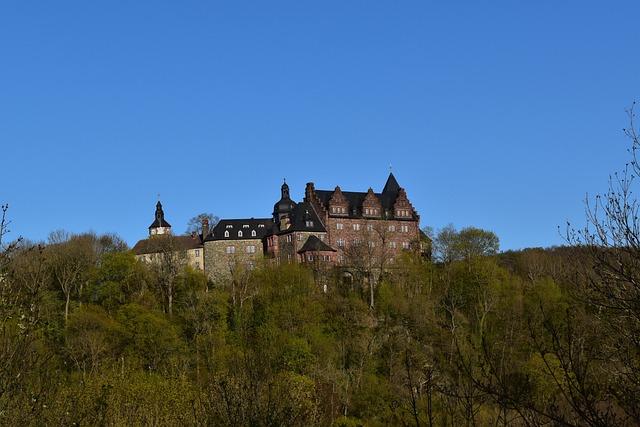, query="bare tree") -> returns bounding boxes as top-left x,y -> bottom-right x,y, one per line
343,224 -> 392,308
45,234 -> 96,321
150,235 -> 187,316
562,103 -> 640,424
185,213 -> 219,235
